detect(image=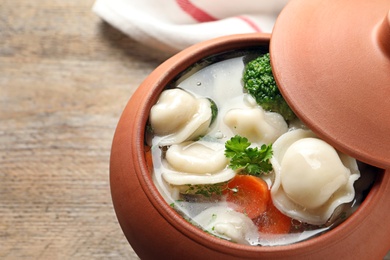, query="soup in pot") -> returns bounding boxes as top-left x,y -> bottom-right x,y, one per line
145,49 -> 376,246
